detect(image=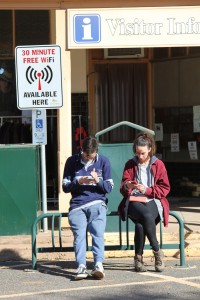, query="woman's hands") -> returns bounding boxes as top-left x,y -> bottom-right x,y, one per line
125,181 -> 145,194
